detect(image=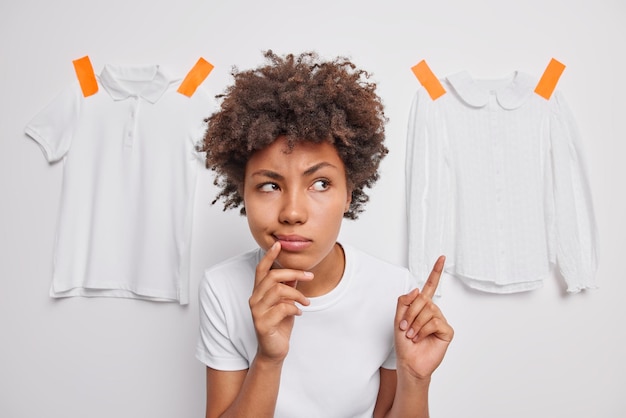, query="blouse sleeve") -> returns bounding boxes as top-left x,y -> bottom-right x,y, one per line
24,81 -> 82,163
549,91 -> 599,292
405,88 -> 450,290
